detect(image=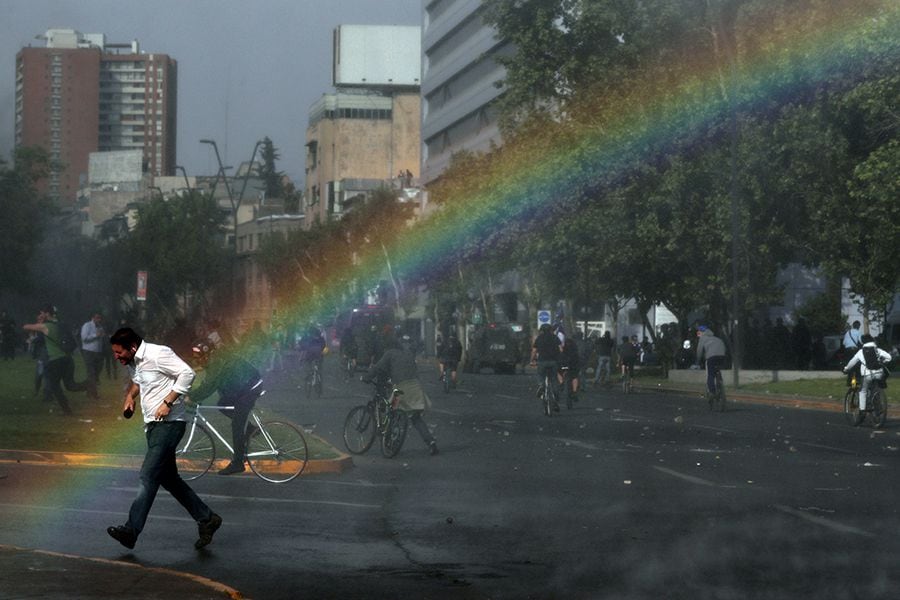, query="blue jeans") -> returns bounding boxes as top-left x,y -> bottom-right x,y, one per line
126,421 -> 214,536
